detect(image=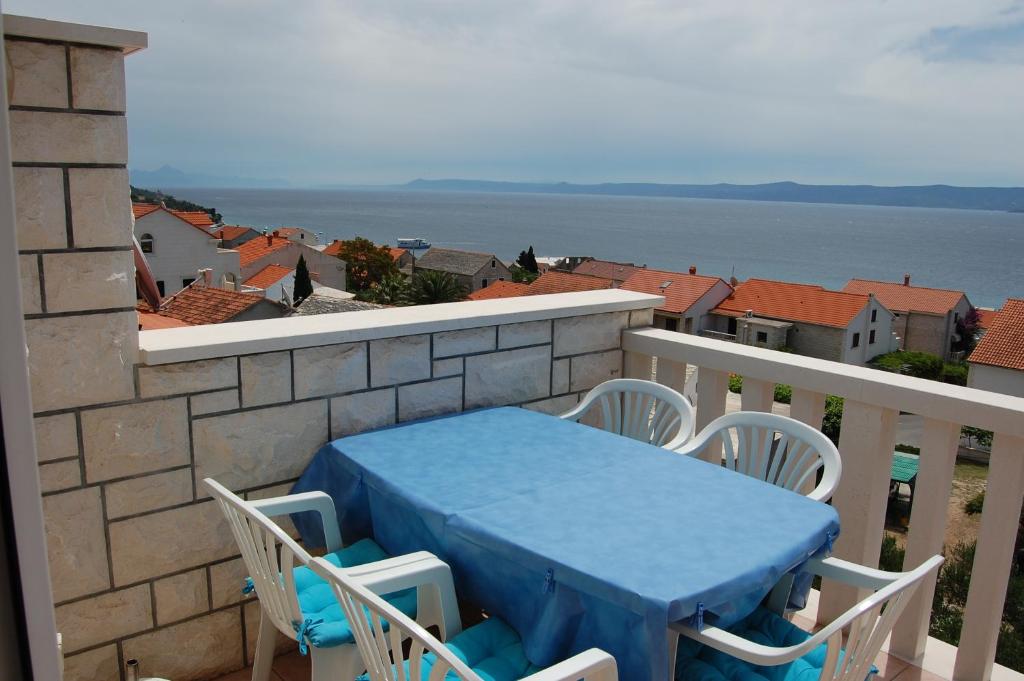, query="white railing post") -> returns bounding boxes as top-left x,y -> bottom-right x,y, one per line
623,351 -> 654,381
694,368 -> 729,464
656,358 -> 688,395
741,377 -> 774,413
953,433 -> 1024,681
788,389 -> 825,429
818,400 -> 898,624
890,418 -> 960,663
